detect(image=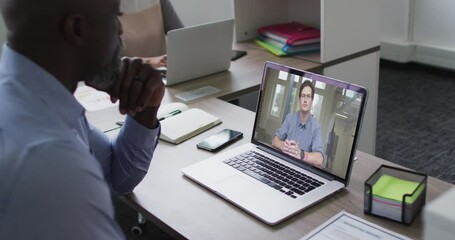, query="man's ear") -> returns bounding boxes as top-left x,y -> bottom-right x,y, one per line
62,14 -> 86,46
